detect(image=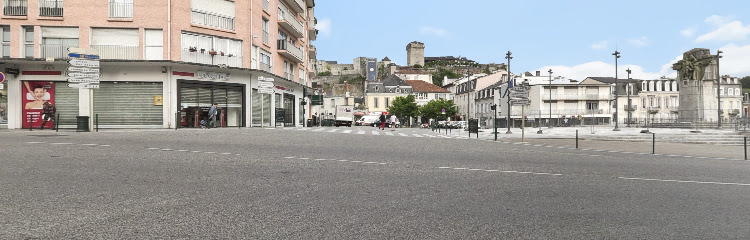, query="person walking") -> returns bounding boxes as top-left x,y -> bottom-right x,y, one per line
40,101 -> 56,130
379,113 -> 386,130
390,114 -> 398,131
208,103 -> 218,128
